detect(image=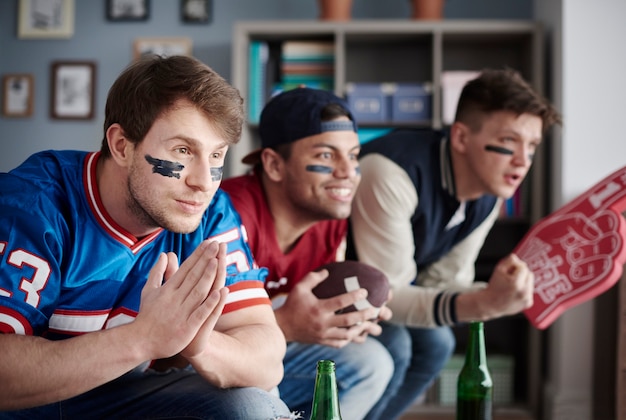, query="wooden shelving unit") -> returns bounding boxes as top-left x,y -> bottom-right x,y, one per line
231,19 -> 547,418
